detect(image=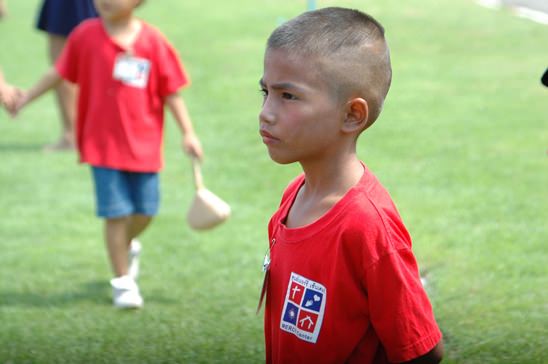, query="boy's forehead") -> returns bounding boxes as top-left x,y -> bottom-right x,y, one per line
262,48 -> 326,89
263,48 -> 303,72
